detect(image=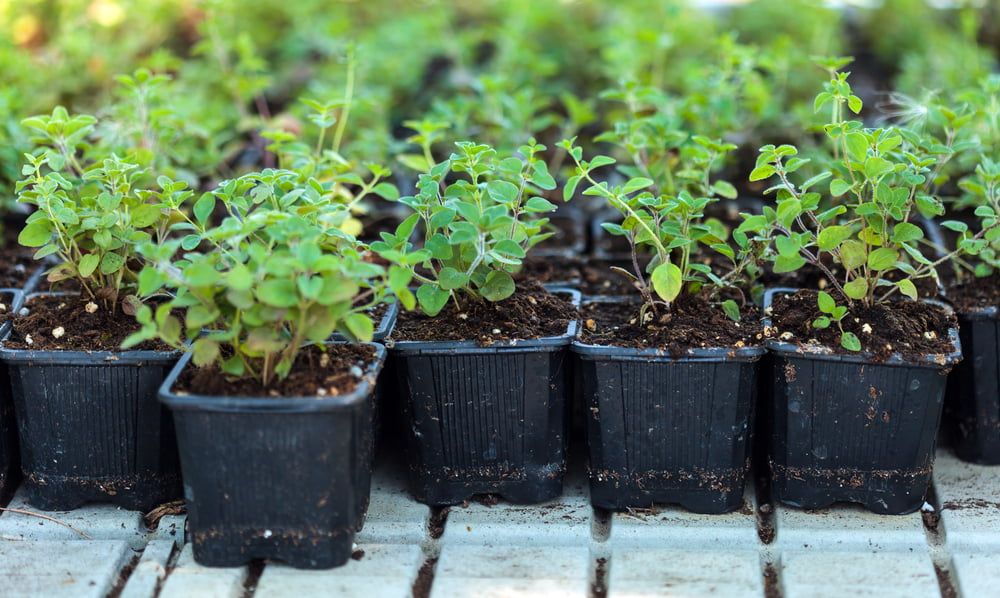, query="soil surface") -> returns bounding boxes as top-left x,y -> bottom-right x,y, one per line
518,255 -> 583,284
391,282 -> 577,344
579,295 -> 763,354
0,249 -> 36,288
519,255 -> 644,296
946,273 -> 999,314
4,295 -> 169,351
177,344 -> 376,397
768,290 -> 958,361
